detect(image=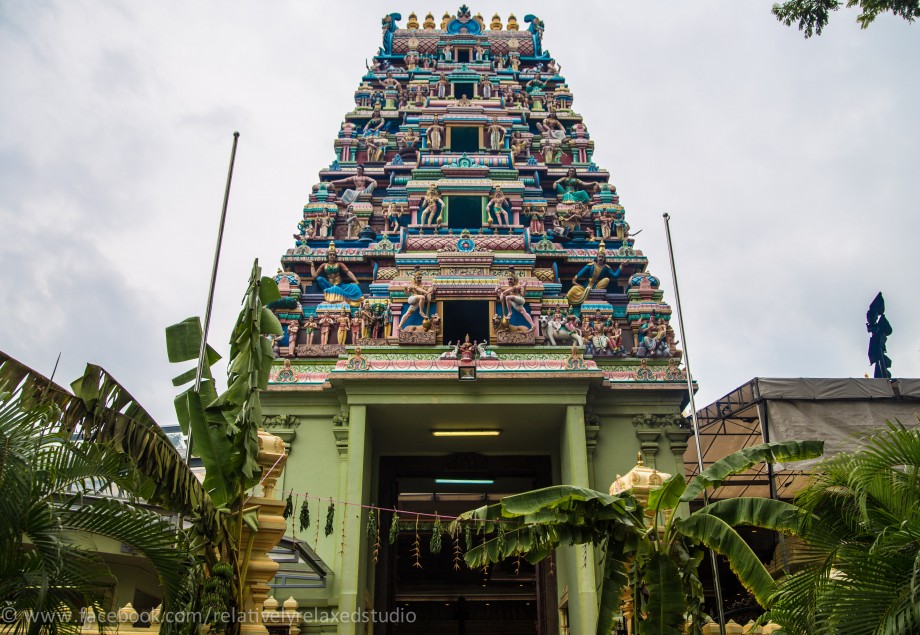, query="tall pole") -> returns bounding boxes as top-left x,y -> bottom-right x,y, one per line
184,131 -> 240,466
662,213 -> 727,634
